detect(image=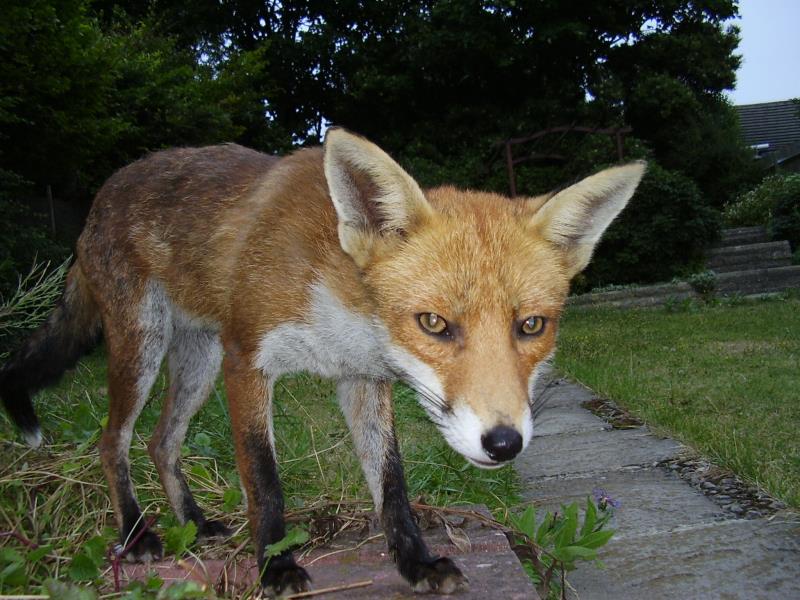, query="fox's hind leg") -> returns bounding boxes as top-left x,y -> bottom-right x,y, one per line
148,323 -> 231,540
337,379 -> 468,594
99,282 -> 170,562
